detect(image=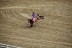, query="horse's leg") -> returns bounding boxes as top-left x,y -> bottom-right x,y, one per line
31,24 -> 33,27
30,22 -> 33,28
29,19 -> 33,28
